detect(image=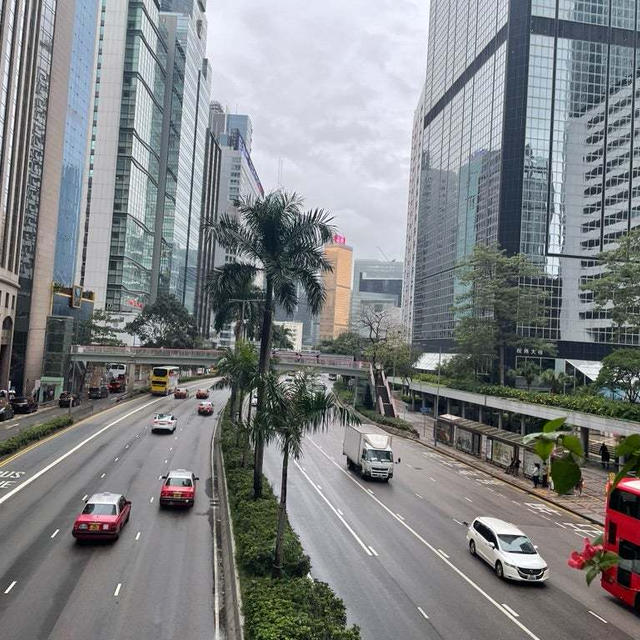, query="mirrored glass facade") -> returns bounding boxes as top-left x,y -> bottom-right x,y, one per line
410,0 -> 640,360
